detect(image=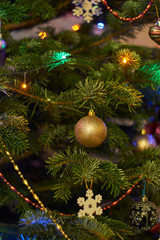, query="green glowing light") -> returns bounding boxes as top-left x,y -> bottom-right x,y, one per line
47,52 -> 71,71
